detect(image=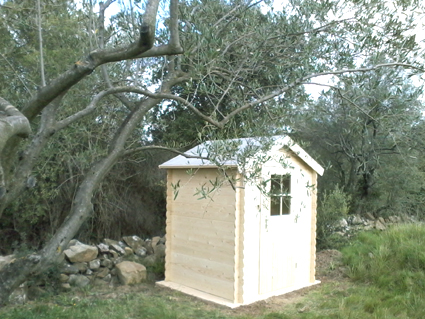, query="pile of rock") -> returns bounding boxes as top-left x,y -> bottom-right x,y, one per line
0,234 -> 166,304
60,235 -> 165,289
334,213 -> 415,236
